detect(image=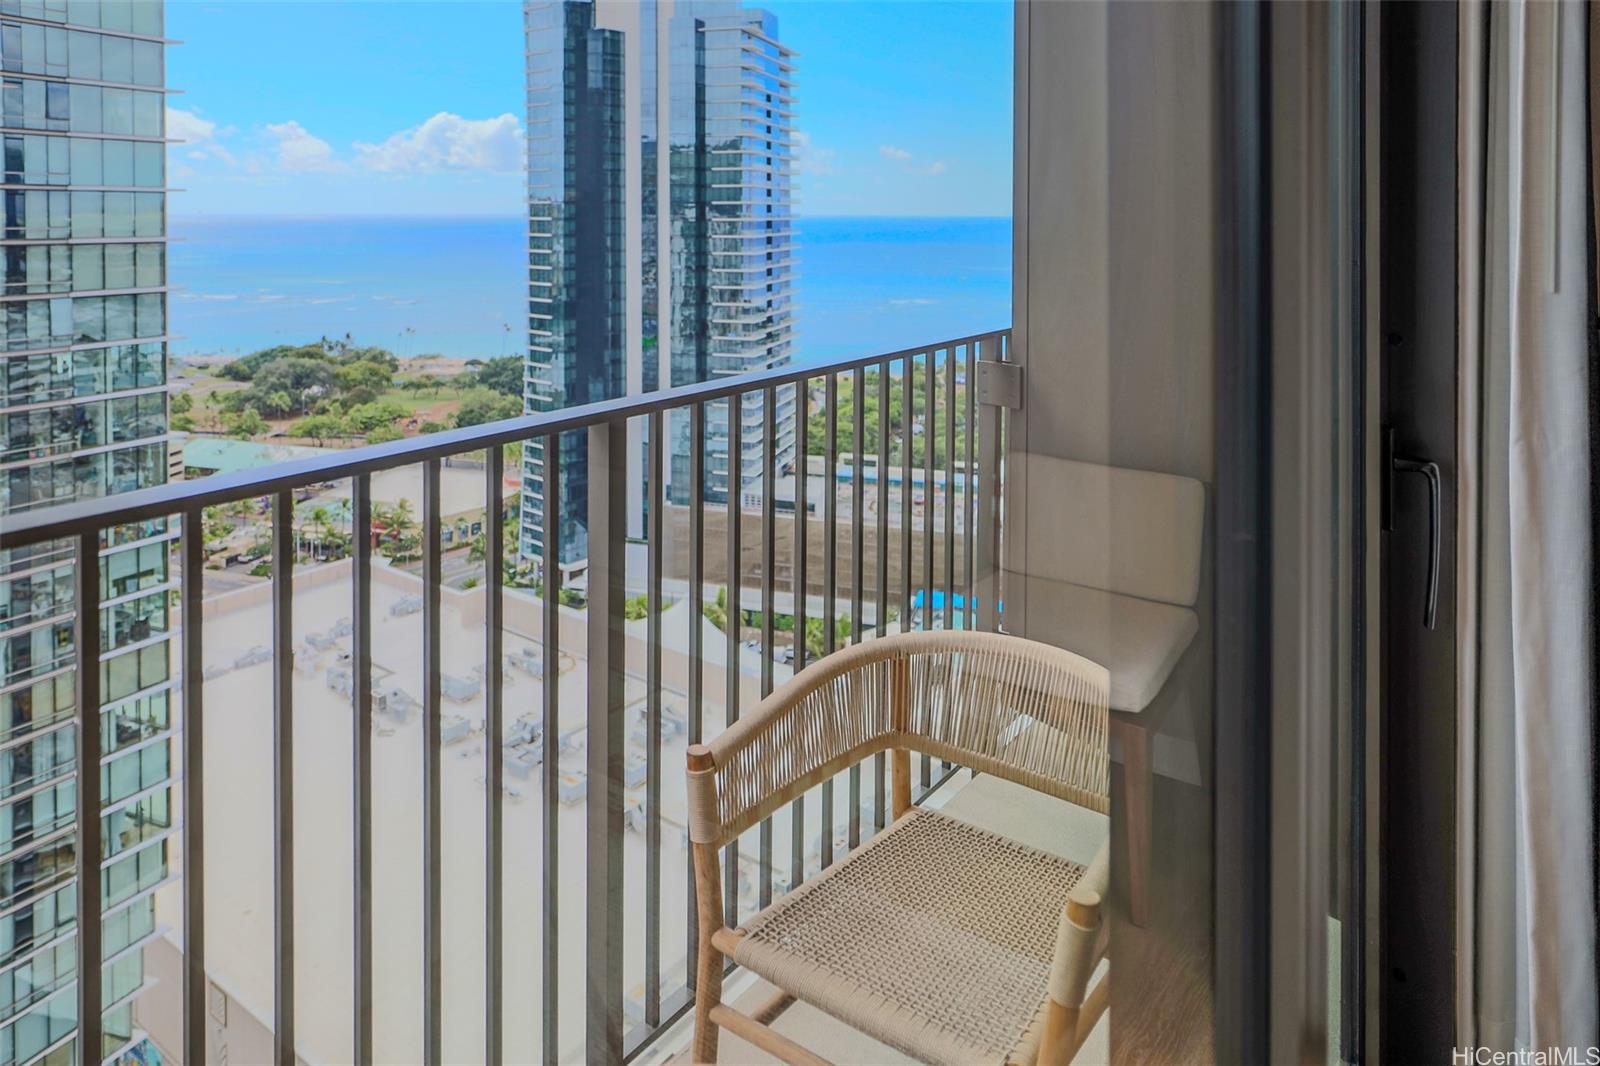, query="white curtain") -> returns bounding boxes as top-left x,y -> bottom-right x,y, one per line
1472,0 -> 1597,1051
